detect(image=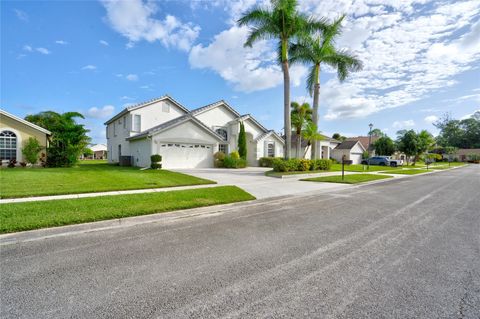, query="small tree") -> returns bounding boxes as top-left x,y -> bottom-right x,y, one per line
374,136 -> 395,156
396,130 -> 419,166
238,122 -> 247,160
22,137 -> 43,164
83,148 -> 94,158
